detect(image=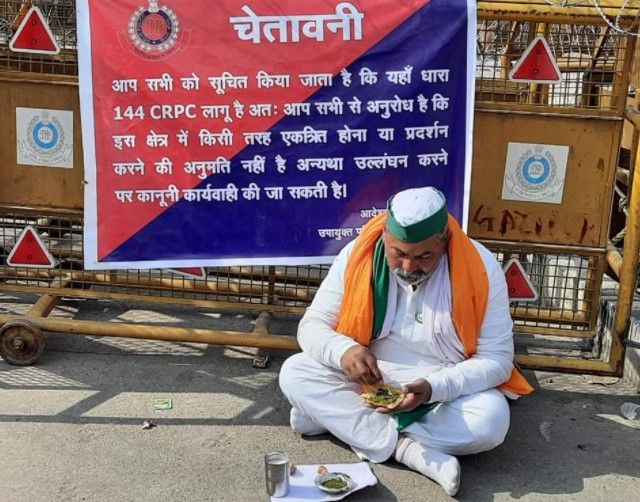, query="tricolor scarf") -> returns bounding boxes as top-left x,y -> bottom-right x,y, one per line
337,212 -> 534,397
